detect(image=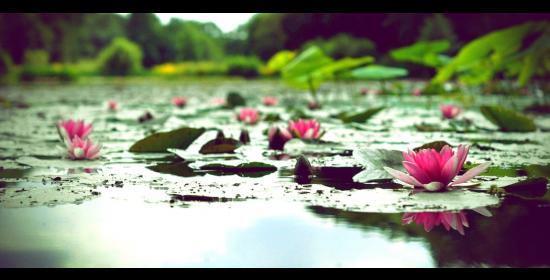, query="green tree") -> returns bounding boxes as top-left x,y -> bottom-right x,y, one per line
97,37 -> 143,76
126,13 -> 167,67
